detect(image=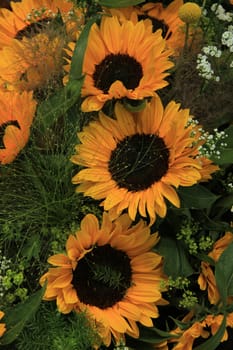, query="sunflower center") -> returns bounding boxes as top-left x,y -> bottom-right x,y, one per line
138,15 -> 171,39
0,120 -> 20,148
93,54 -> 143,94
108,133 -> 170,191
72,244 -> 132,309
